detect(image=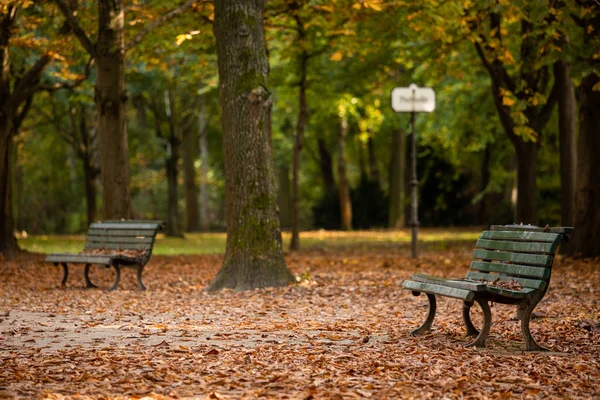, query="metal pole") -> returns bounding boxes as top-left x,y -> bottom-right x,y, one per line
410,110 -> 419,259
